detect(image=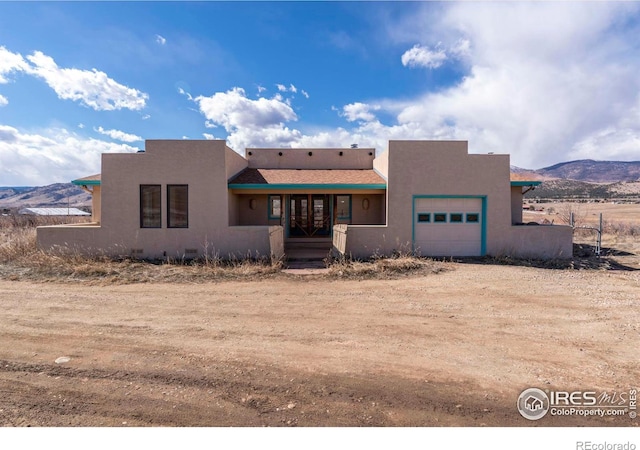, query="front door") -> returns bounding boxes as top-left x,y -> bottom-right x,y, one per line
289,194 -> 330,237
